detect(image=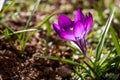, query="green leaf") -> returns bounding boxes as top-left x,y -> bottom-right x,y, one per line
46,20 -> 51,36
20,0 -> 41,51
0,22 -> 14,33
0,0 -> 16,17
36,56 -> 95,79
24,13 -> 54,43
99,50 -> 111,66
84,61 -> 98,78
25,0 -> 41,29
95,8 -> 115,61
36,56 -> 80,66
110,26 -> 120,56
74,68 -> 85,80
0,29 -> 37,39
4,28 -> 11,39
105,55 -> 120,72
36,13 -> 54,29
